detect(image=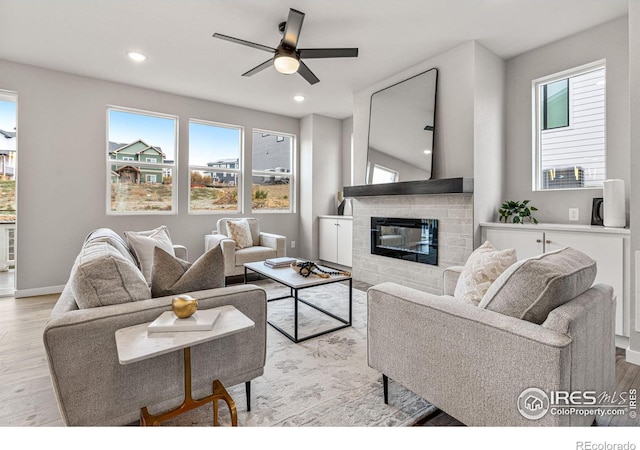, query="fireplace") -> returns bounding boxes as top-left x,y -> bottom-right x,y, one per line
370,217 -> 438,265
